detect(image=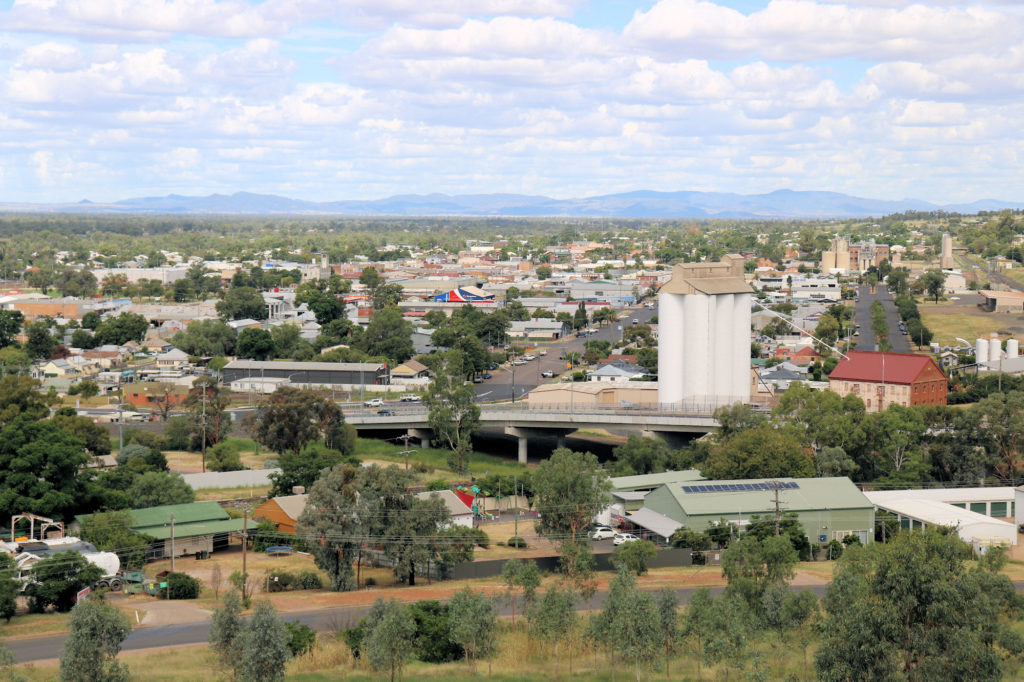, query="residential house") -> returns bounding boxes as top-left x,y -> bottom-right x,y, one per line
588,360 -> 647,383
390,359 -> 430,381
